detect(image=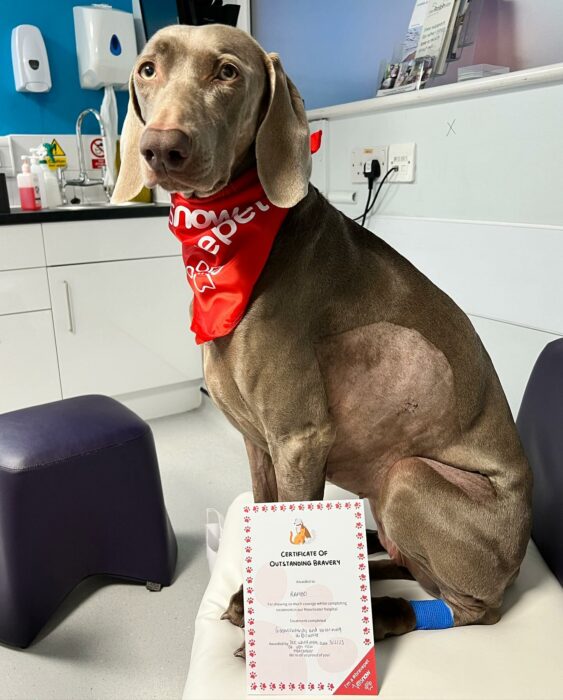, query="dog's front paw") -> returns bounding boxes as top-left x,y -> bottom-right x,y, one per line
221,584 -> 245,628
372,596 -> 417,641
234,641 -> 246,659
